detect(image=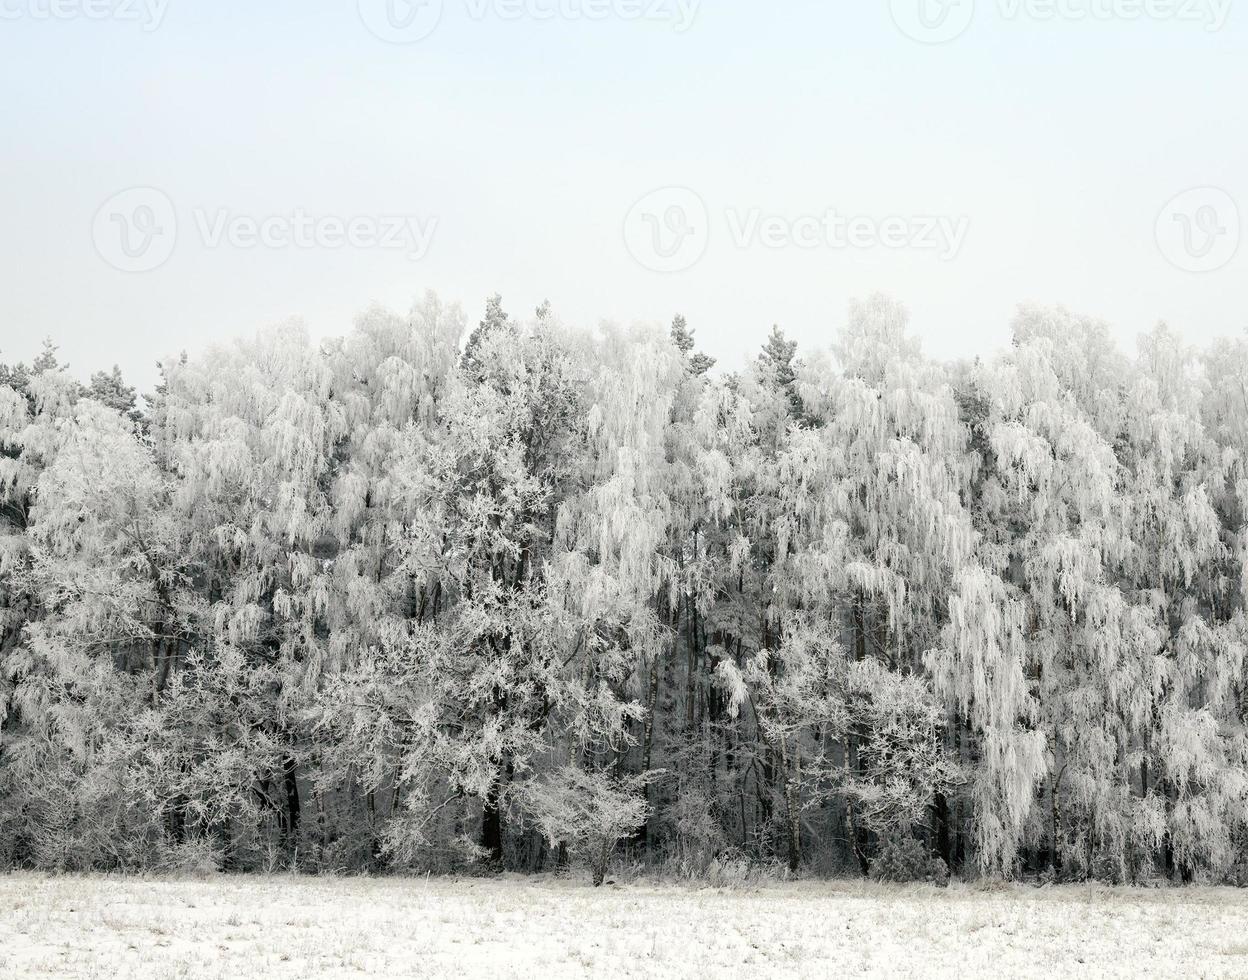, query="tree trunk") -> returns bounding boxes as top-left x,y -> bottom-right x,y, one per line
639,653 -> 660,851
686,593 -> 697,731
282,753 -> 301,855
482,759 -> 511,867
778,735 -> 801,873
592,839 -> 610,887
934,790 -> 952,868
152,637 -> 171,702
846,802 -> 870,875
